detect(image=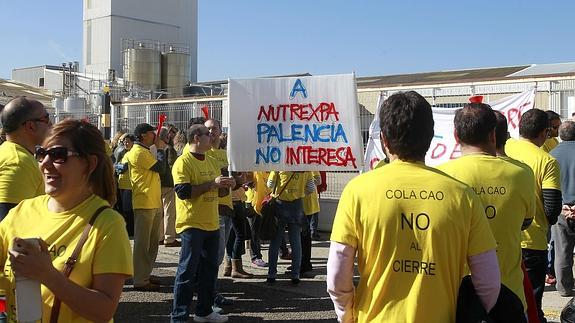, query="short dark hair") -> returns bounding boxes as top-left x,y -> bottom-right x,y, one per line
0,97 -> 44,133
494,111 -> 509,149
546,110 -> 561,122
379,91 -> 433,161
186,124 -> 207,144
519,109 -> 549,139
454,103 -> 496,146
559,121 -> 575,141
188,117 -> 206,128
